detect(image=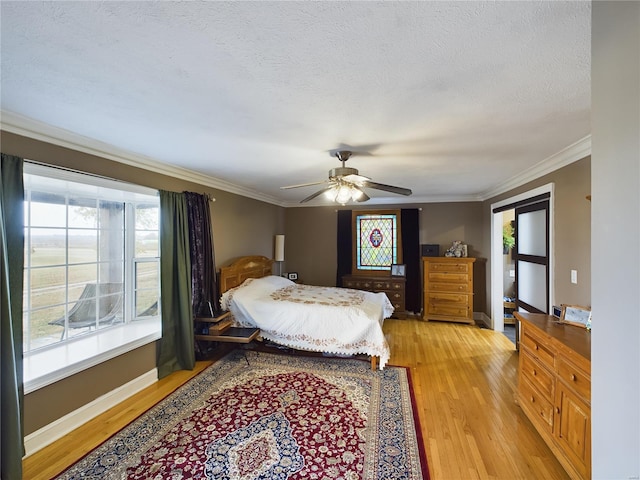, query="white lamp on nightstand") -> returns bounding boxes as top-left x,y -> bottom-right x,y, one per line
274,234 -> 285,276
